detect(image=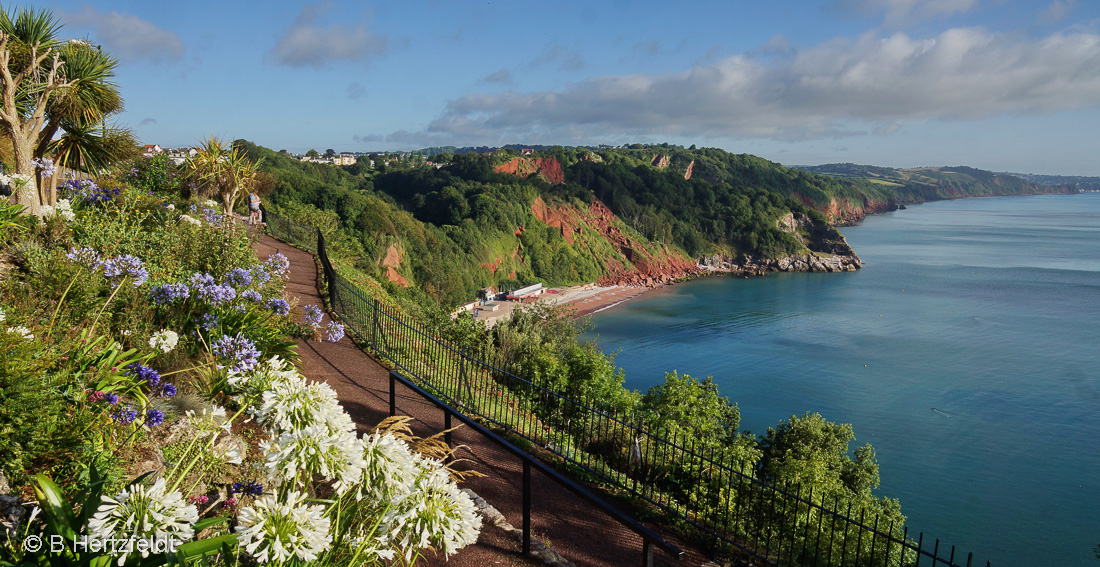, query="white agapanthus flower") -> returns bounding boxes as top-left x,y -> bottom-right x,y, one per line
252,374 -> 354,435
87,477 -> 198,564
54,199 -> 75,222
166,203 -> 175,210
186,405 -> 231,435
6,326 -> 33,340
227,356 -> 300,393
359,433 -> 422,505
384,465 -> 481,559
202,199 -> 218,208
38,205 -> 54,218
236,491 -> 332,563
261,425 -> 365,495
0,308 -> 6,323
149,329 -> 180,353
178,214 -> 201,226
